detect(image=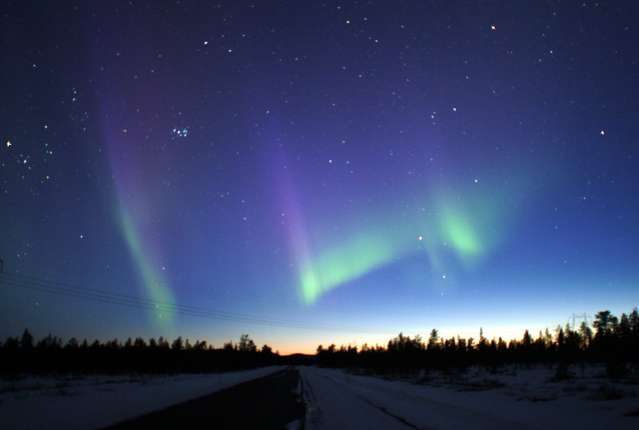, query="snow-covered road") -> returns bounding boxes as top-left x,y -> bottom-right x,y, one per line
299,366 -> 416,429
298,366 -> 637,430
